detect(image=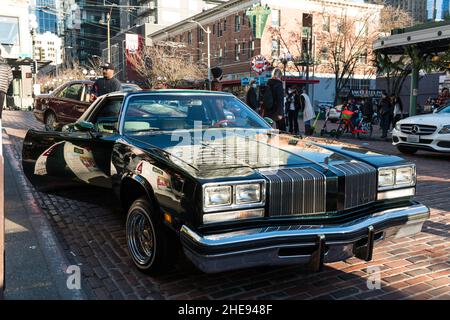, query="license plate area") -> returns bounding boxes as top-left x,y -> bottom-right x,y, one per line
407,135 -> 420,143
